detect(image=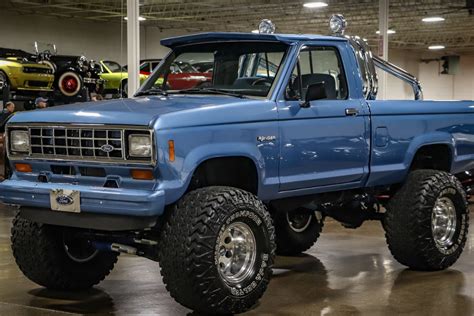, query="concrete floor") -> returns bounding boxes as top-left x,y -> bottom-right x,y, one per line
1,205 -> 474,315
